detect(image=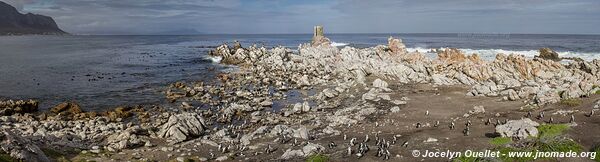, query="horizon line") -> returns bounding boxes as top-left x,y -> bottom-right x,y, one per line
66,32 -> 600,36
